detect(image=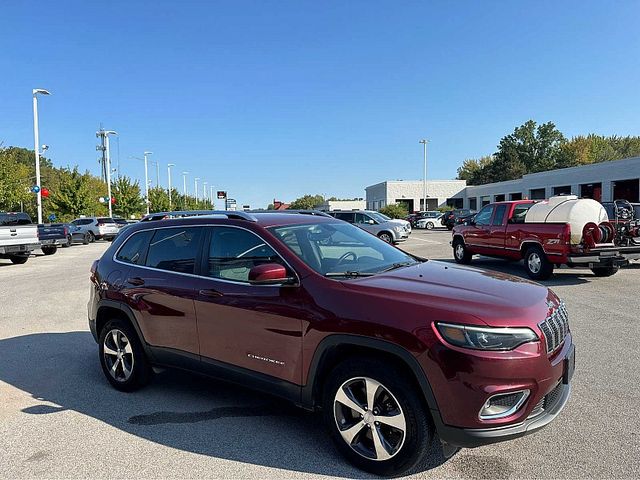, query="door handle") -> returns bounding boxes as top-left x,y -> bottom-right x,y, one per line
126,277 -> 145,286
199,289 -> 223,297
